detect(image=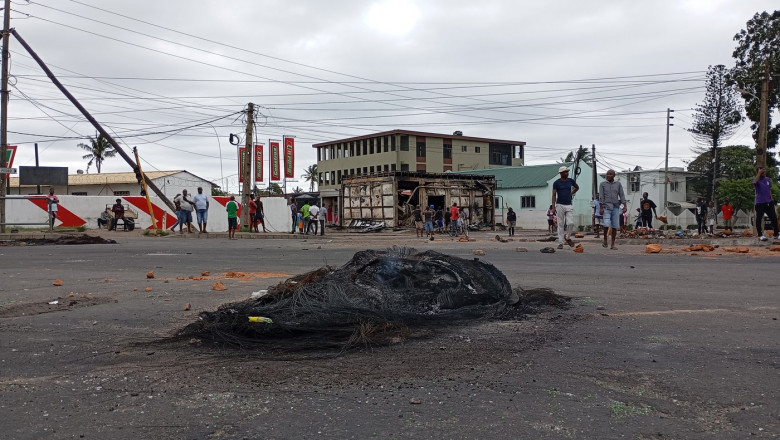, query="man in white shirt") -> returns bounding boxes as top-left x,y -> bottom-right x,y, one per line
192,187 -> 210,233
174,189 -> 195,234
316,204 -> 328,236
